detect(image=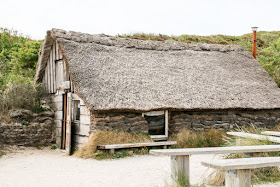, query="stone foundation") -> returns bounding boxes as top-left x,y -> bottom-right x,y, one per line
0,110 -> 55,146
90,109 -> 280,136
91,112 -> 148,134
